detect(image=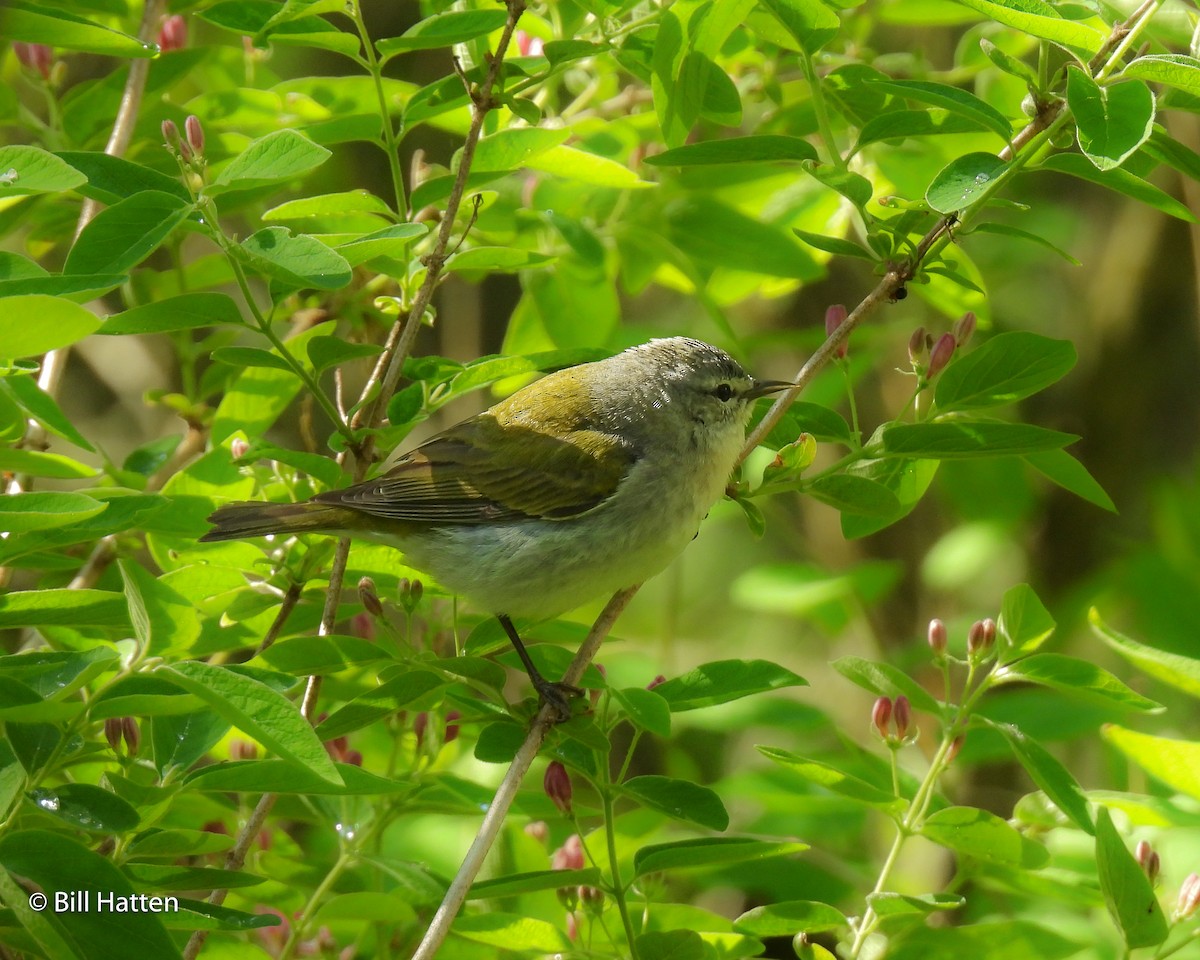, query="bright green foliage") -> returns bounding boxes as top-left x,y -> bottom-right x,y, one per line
1,0 -> 1199,958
